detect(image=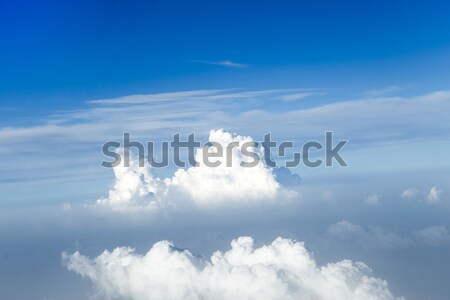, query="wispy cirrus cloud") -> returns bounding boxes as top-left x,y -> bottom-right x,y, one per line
364,85 -> 404,98
2,89 -> 450,187
191,59 -> 248,67
279,90 -> 326,102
